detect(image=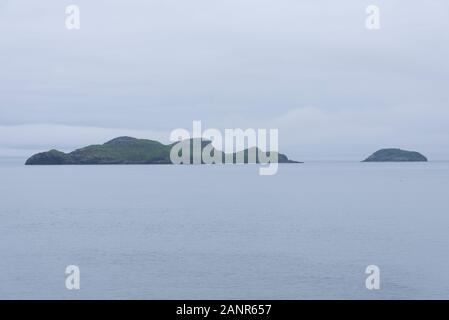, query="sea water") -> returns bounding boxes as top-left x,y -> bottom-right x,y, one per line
1,159 -> 448,299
